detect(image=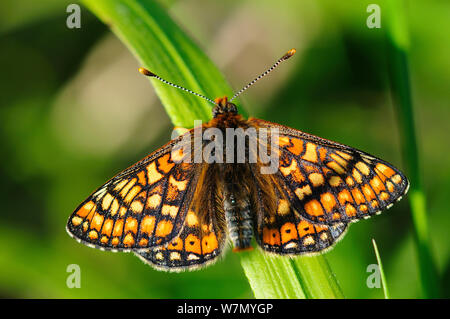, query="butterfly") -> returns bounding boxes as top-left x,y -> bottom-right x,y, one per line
67,49 -> 409,271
